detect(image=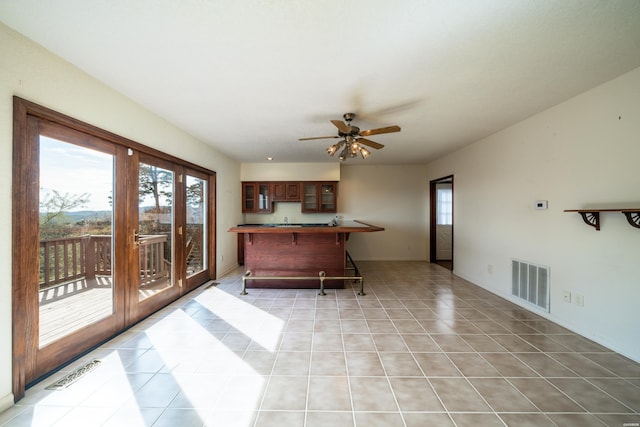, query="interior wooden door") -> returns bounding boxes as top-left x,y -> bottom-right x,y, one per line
435,183 -> 453,261
429,175 -> 454,270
